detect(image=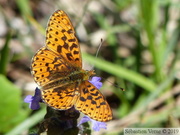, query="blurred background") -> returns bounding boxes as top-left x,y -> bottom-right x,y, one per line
0,0 -> 180,134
